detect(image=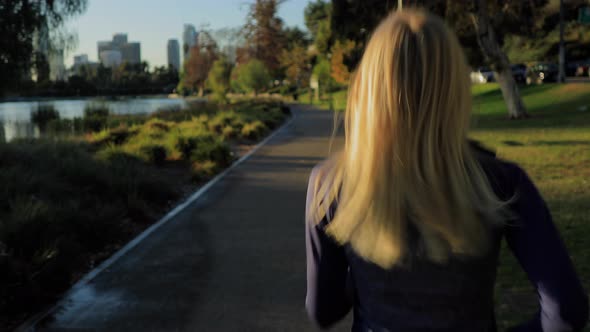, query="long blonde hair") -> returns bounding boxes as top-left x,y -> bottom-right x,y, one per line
309,9 -> 508,269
